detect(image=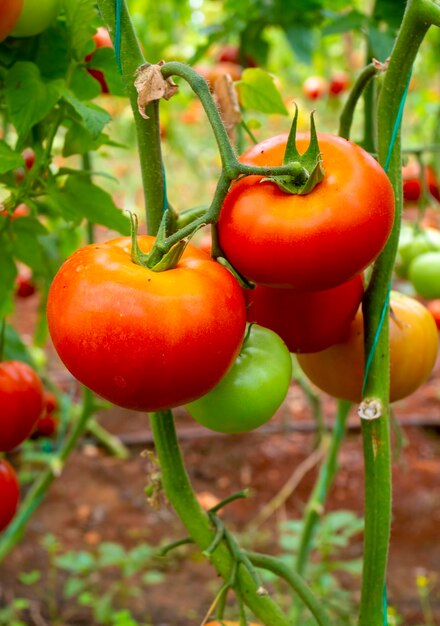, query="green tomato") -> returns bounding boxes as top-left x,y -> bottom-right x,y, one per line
395,224 -> 440,278
408,252 -> 440,299
11,0 -> 60,37
185,324 -> 292,434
